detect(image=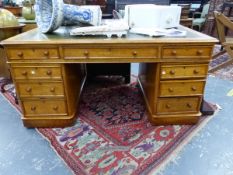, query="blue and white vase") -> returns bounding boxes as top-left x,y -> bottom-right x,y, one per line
34,0 -> 102,33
